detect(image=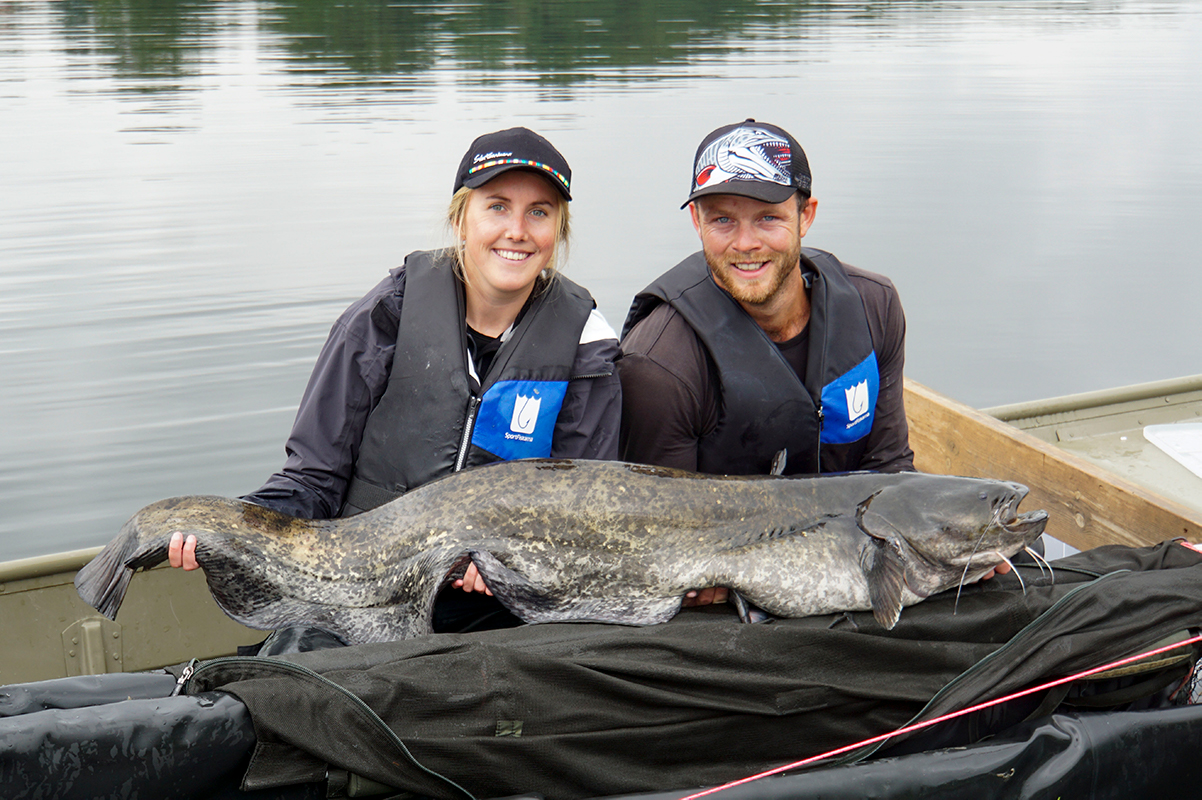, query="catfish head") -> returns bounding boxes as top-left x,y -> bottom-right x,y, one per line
855,474 -> 1049,629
